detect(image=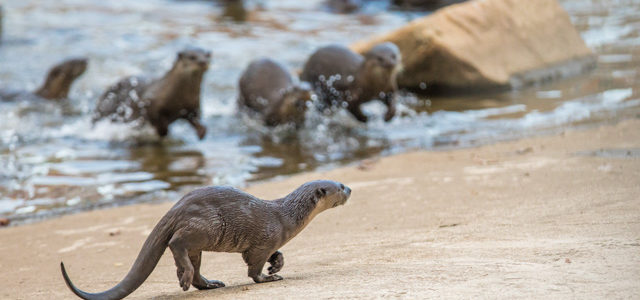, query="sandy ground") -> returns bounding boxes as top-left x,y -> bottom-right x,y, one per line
1,119 -> 639,299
